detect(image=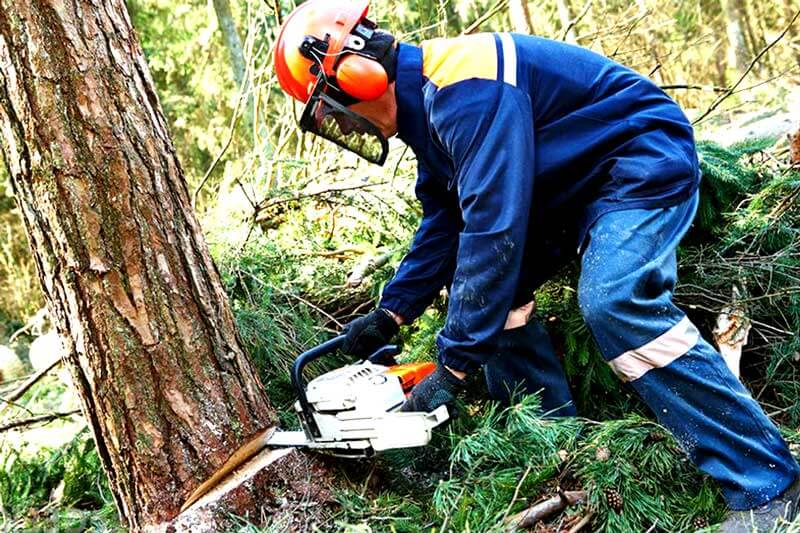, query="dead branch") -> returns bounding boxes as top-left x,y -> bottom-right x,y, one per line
7,307 -> 48,345
660,84 -> 728,92
561,0 -> 592,42
693,8 -> 800,125
302,247 -> 366,259
0,357 -> 61,416
0,409 -> 81,433
505,490 -> 587,531
567,512 -> 595,533
463,0 -> 509,35
346,252 -> 393,287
